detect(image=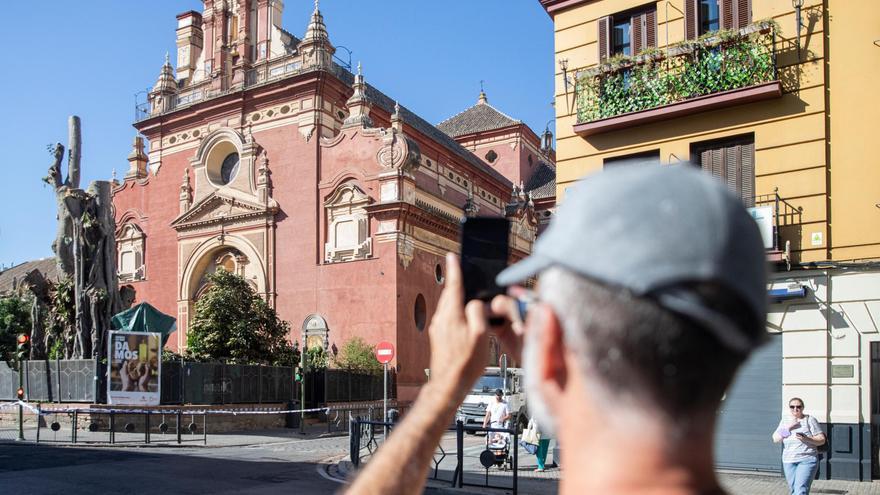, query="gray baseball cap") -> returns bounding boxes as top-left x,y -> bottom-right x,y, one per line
496,164 -> 768,353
